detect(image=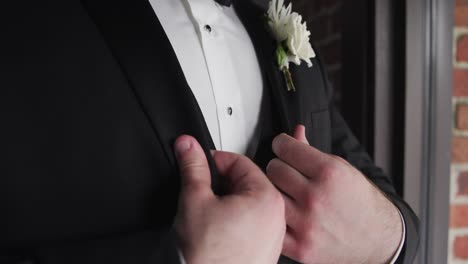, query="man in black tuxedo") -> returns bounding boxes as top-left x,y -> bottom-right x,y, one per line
1,0 -> 419,263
